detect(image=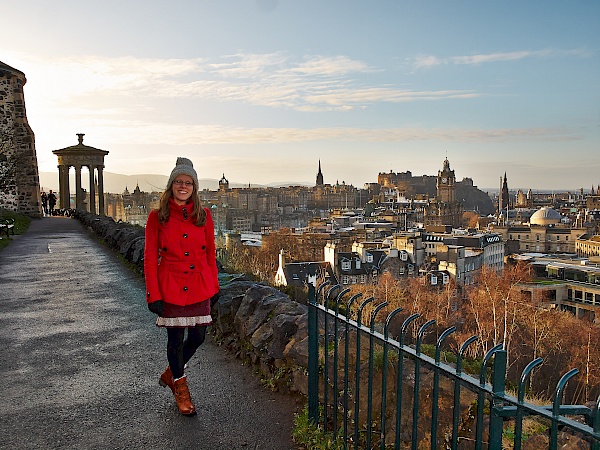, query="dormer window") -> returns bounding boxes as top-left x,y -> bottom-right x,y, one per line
366,253 -> 373,263
341,261 -> 351,271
